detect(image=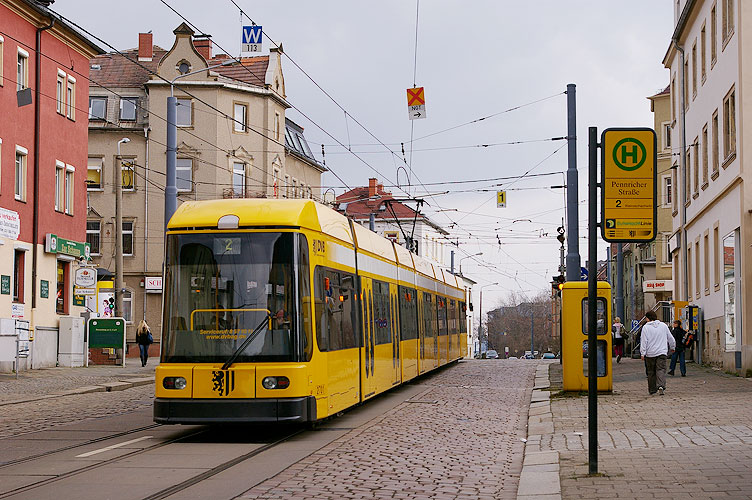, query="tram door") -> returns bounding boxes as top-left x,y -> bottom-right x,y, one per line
417,292 -> 426,374
360,278 -> 376,399
390,284 -> 401,385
